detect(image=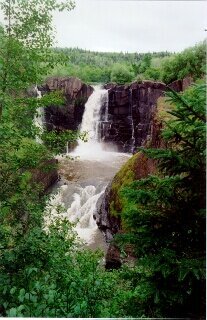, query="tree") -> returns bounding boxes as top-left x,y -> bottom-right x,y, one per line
110,63 -> 134,84
143,67 -> 161,81
0,0 -> 75,94
116,83 -> 206,318
161,42 -> 205,84
0,2 -> 133,317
